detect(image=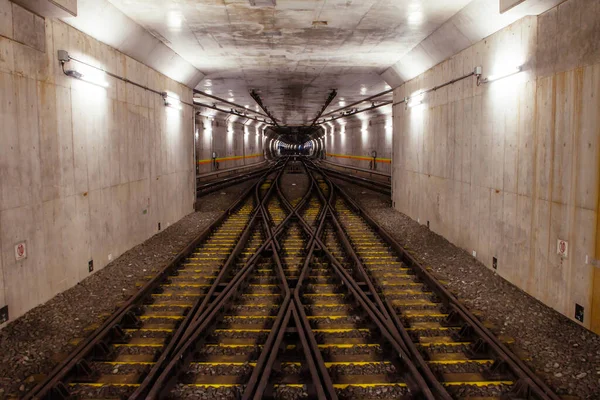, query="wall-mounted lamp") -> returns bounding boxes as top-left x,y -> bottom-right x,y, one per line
162,92 -> 182,110
406,91 -> 426,109
481,66 -> 523,84
58,50 -> 109,88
